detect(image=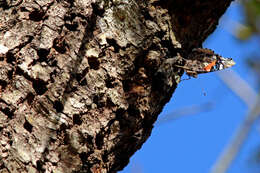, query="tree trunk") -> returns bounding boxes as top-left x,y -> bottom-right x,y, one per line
0,0 -> 232,172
